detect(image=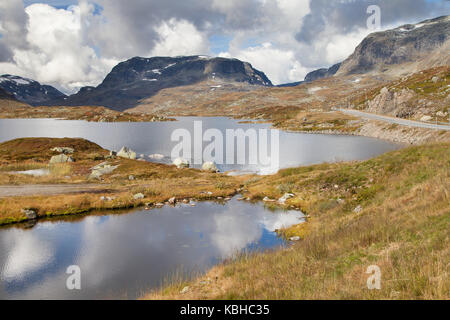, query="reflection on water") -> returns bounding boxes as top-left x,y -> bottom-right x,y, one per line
0,118 -> 400,174
0,198 -> 304,300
